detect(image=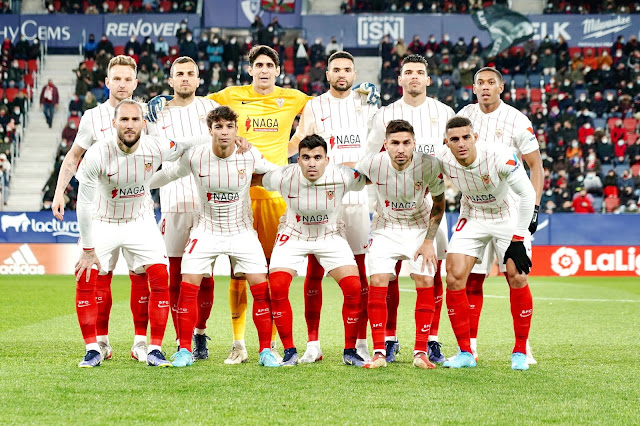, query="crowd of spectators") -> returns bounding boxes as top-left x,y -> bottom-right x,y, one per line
380,30 -> 640,213
0,36 -> 39,206
45,0 -> 195,13
342,0 -> 640,14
